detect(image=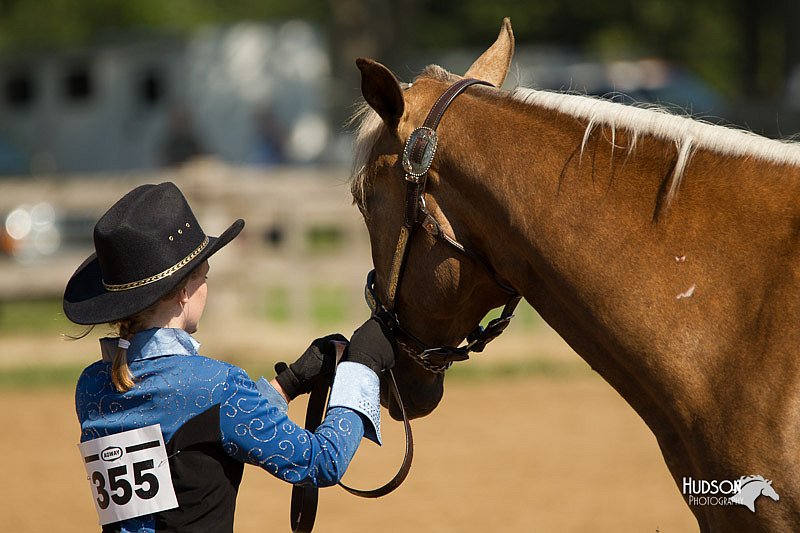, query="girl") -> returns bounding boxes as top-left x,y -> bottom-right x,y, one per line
64,182 -> 393,532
